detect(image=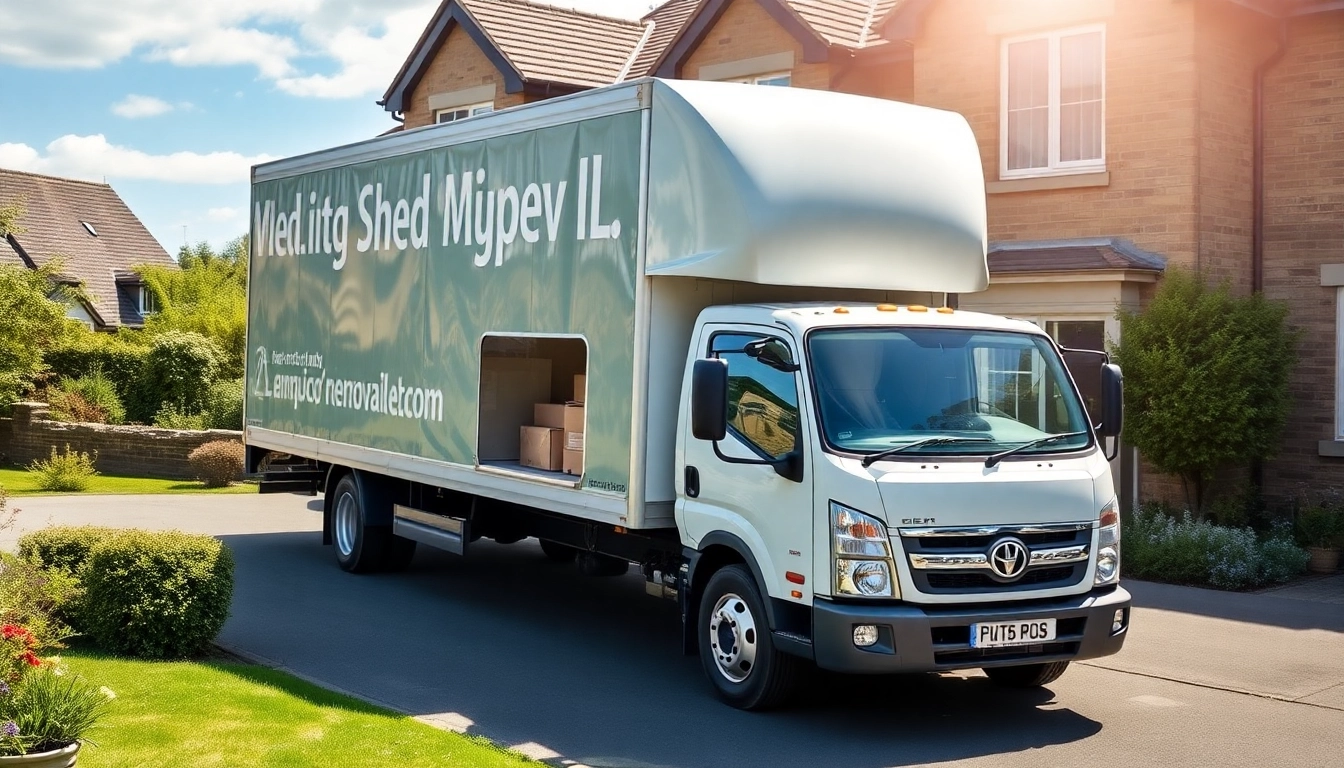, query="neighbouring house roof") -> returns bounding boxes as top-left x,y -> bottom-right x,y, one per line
790,0 -> 901,47
987,238 -> 1167,276
624,0 -> 701,81
0,168 -> 175,329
